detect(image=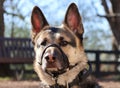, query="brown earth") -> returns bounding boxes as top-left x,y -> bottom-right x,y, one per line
0,80 -> 120,88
